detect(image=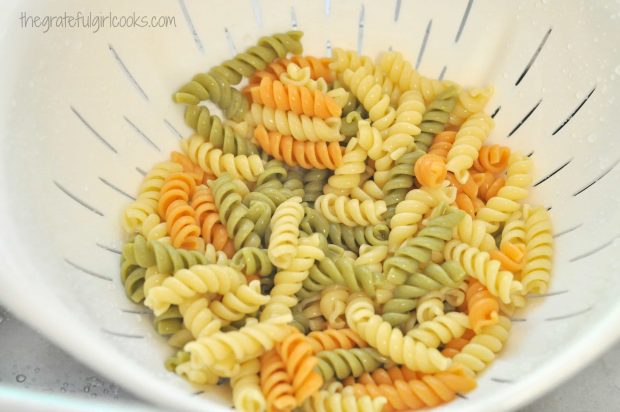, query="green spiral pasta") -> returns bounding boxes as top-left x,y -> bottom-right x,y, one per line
174,31 -> 303,121
315,348 -> 386,381
382,150 -> 425,221
208,174 -> 263,249
283,167 -> 305,198
300,205 -> 388,254
120,258 -> 146,303
303,169 -> 331,203
122,235 -> 208,274
184,105 -> 258,155
299,255 -> 383,299
165,350 -> 190,372
415,86 -> 459,152
256,160 -> 288,187
382,262 -> 465,327
232,247 -> 274,277
210,31 -> 304,85
384,205 -> 465,285
154,305 -> 184,335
